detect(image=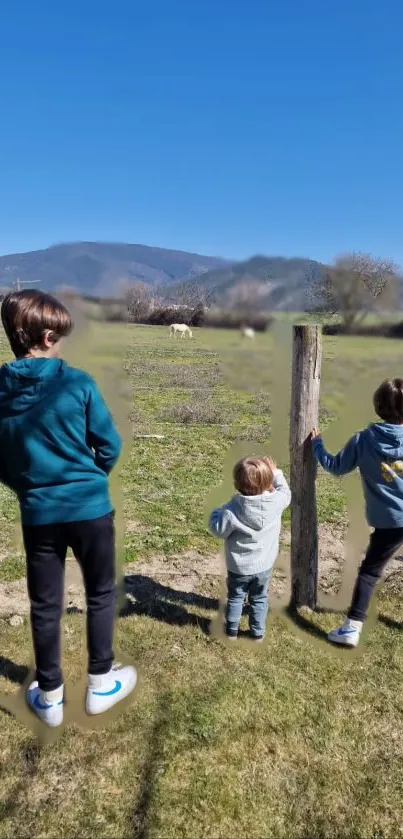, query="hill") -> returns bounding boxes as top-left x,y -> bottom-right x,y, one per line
169,254 -> 326,311
0,242 -> 227,297
0,243 -> 331,311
